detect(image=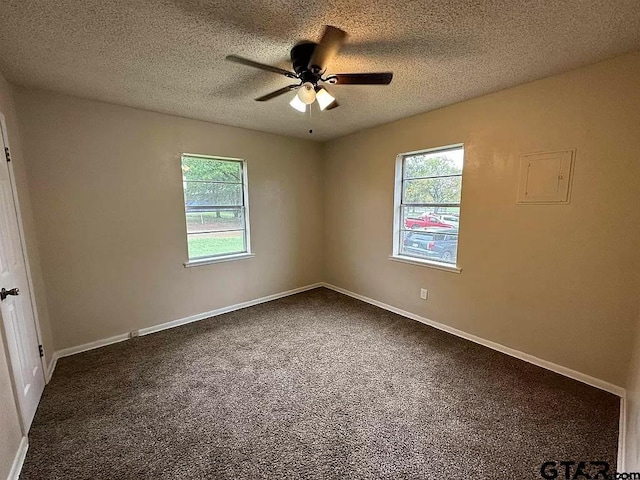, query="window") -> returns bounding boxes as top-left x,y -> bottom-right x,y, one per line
392,145 -> 464,271
181,154 -> 252,266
